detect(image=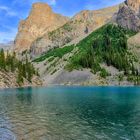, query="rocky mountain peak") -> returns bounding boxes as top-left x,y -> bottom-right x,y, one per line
32,2 -> 51,10
29,3 -> 52,24
14,2 -> 69,52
